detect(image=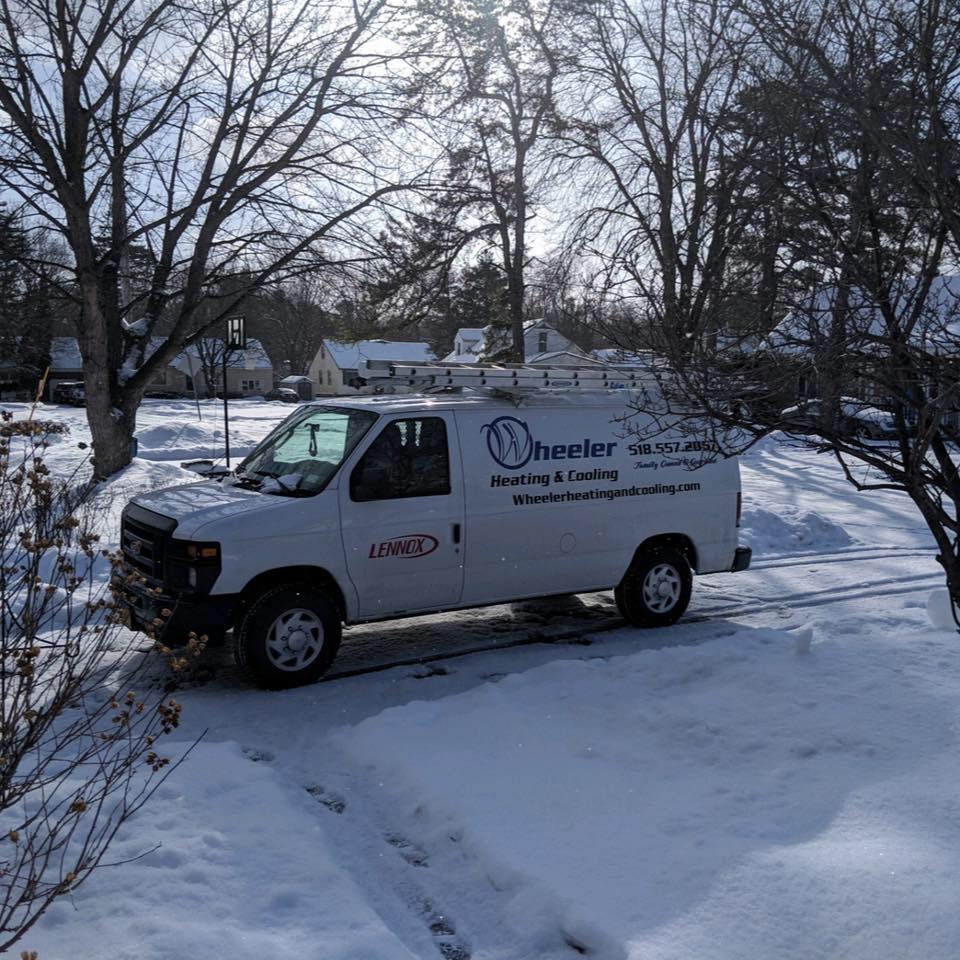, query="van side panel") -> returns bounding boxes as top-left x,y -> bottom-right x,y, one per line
456,404 -> 738,604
